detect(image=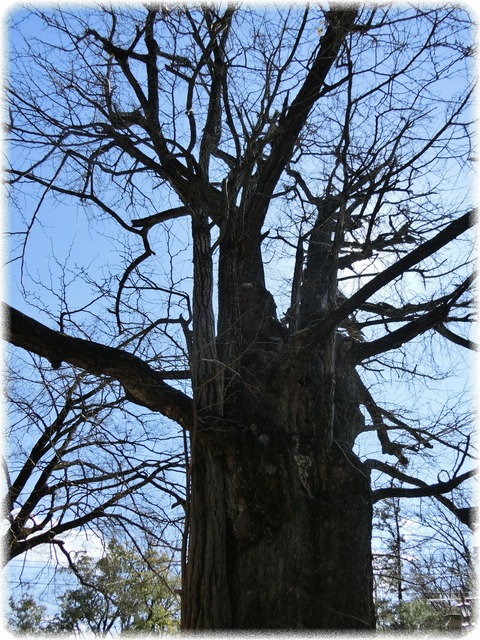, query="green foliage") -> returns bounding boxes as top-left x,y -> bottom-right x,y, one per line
398,599 -> 446,631
54,539 -> 180,634
7,539 -> 180,635
376,597 -> 448,631
7,592 -> 47,633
